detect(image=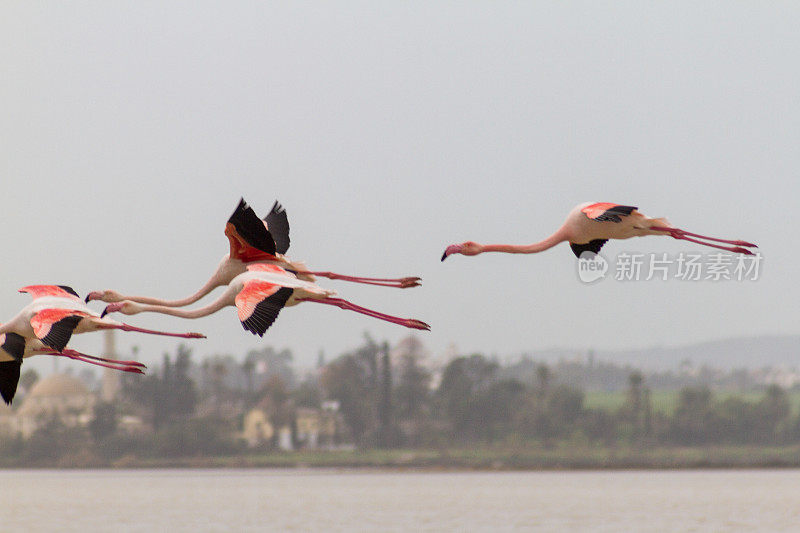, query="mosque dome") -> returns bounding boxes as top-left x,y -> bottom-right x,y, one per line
26,374 -> 89,398
18,374 -> 93,417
